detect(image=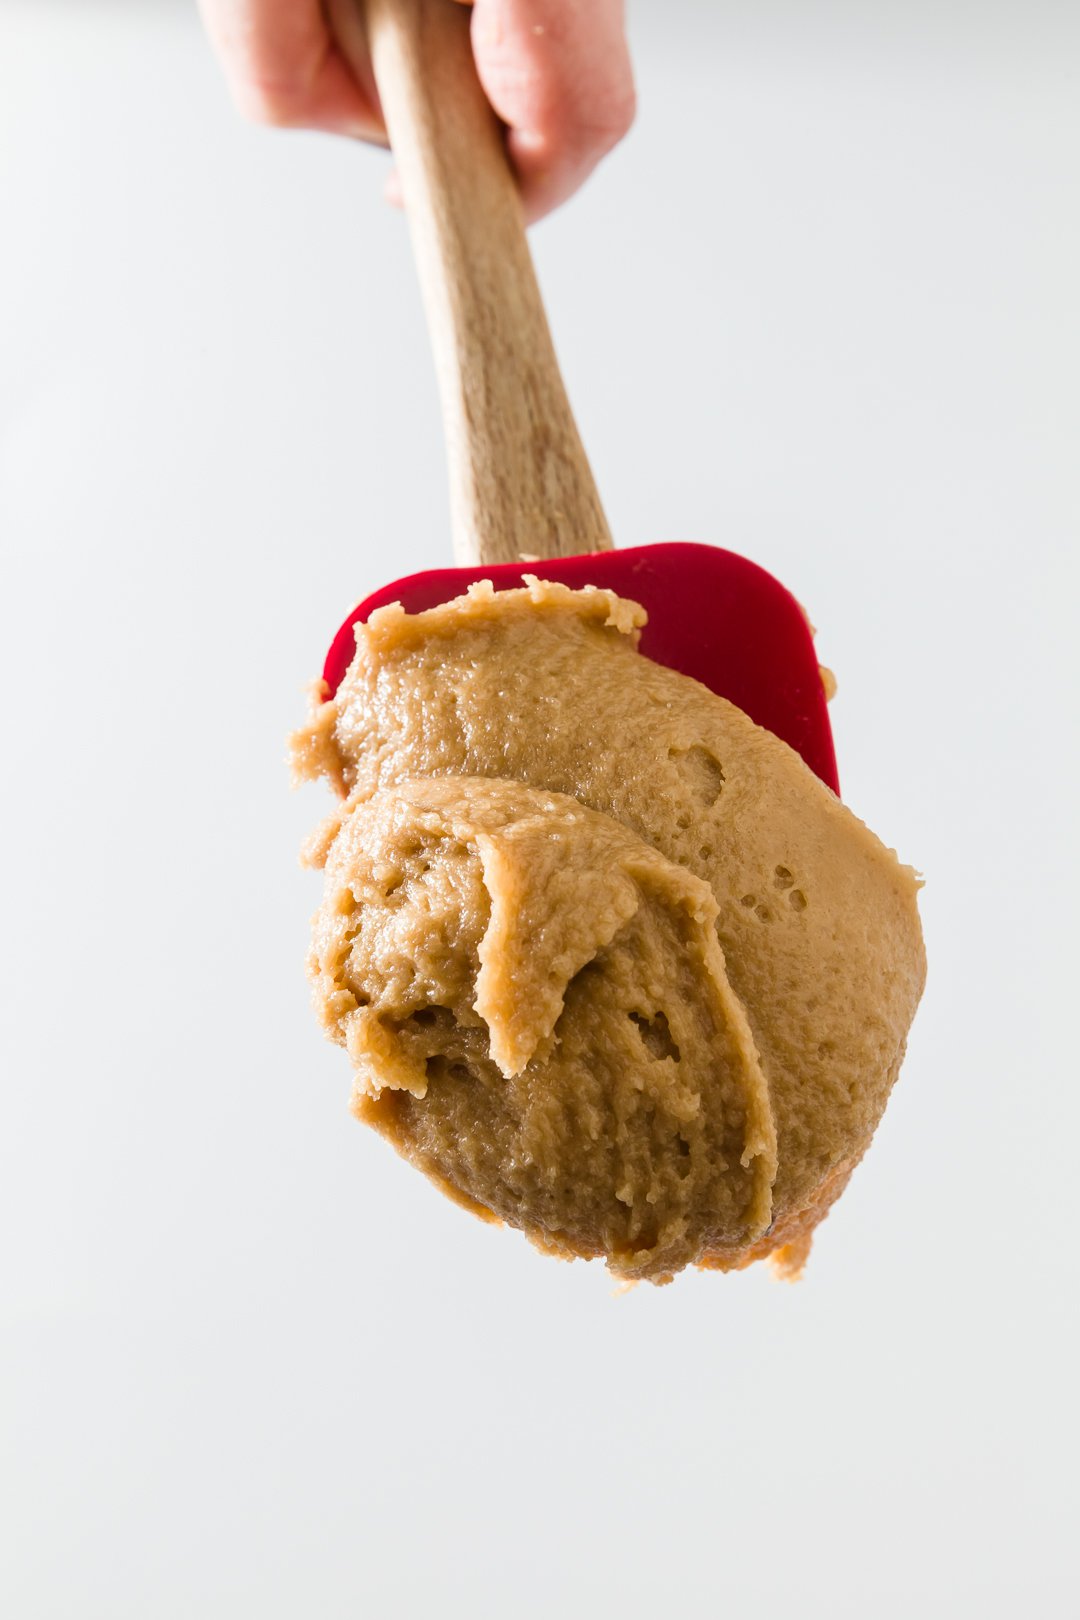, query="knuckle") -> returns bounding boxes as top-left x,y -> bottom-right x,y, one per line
605,79 -> 637,143
234,77 -> 307,130
575,80 -> 636,157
